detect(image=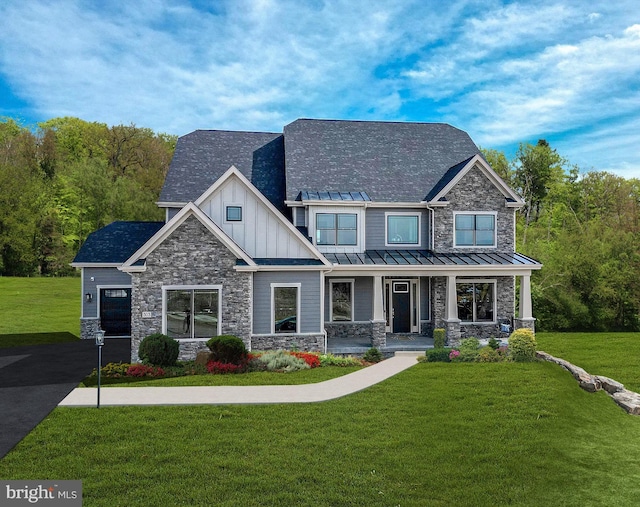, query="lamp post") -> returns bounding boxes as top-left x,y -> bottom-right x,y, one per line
95,329 -> 105,409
